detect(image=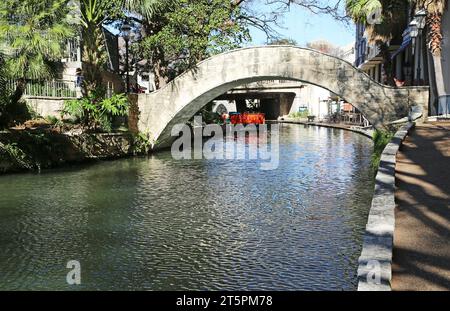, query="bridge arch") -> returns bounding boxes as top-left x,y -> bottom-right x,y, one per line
133,46 -> 429,149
